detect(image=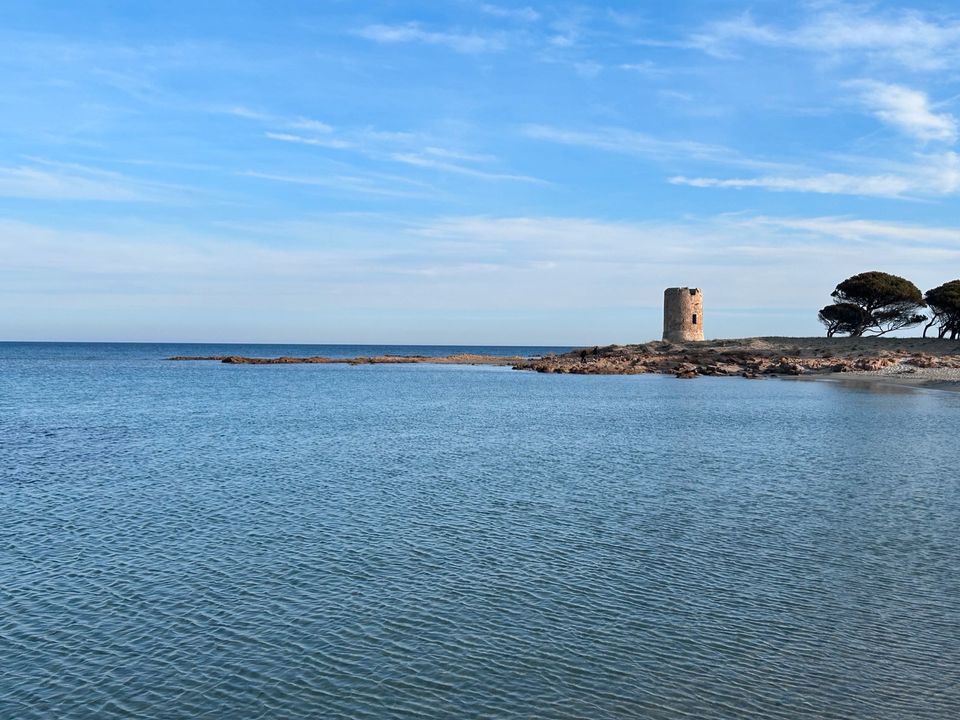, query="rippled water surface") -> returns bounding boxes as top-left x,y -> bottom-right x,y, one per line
2,342 -> 959,719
